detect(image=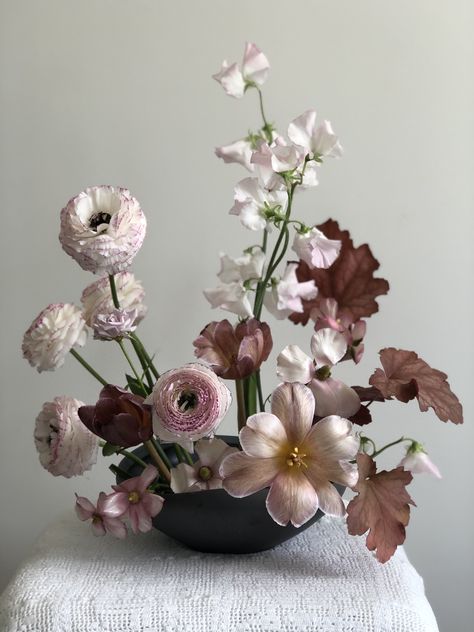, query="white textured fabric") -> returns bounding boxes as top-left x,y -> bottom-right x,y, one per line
0,512 -> 438,632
